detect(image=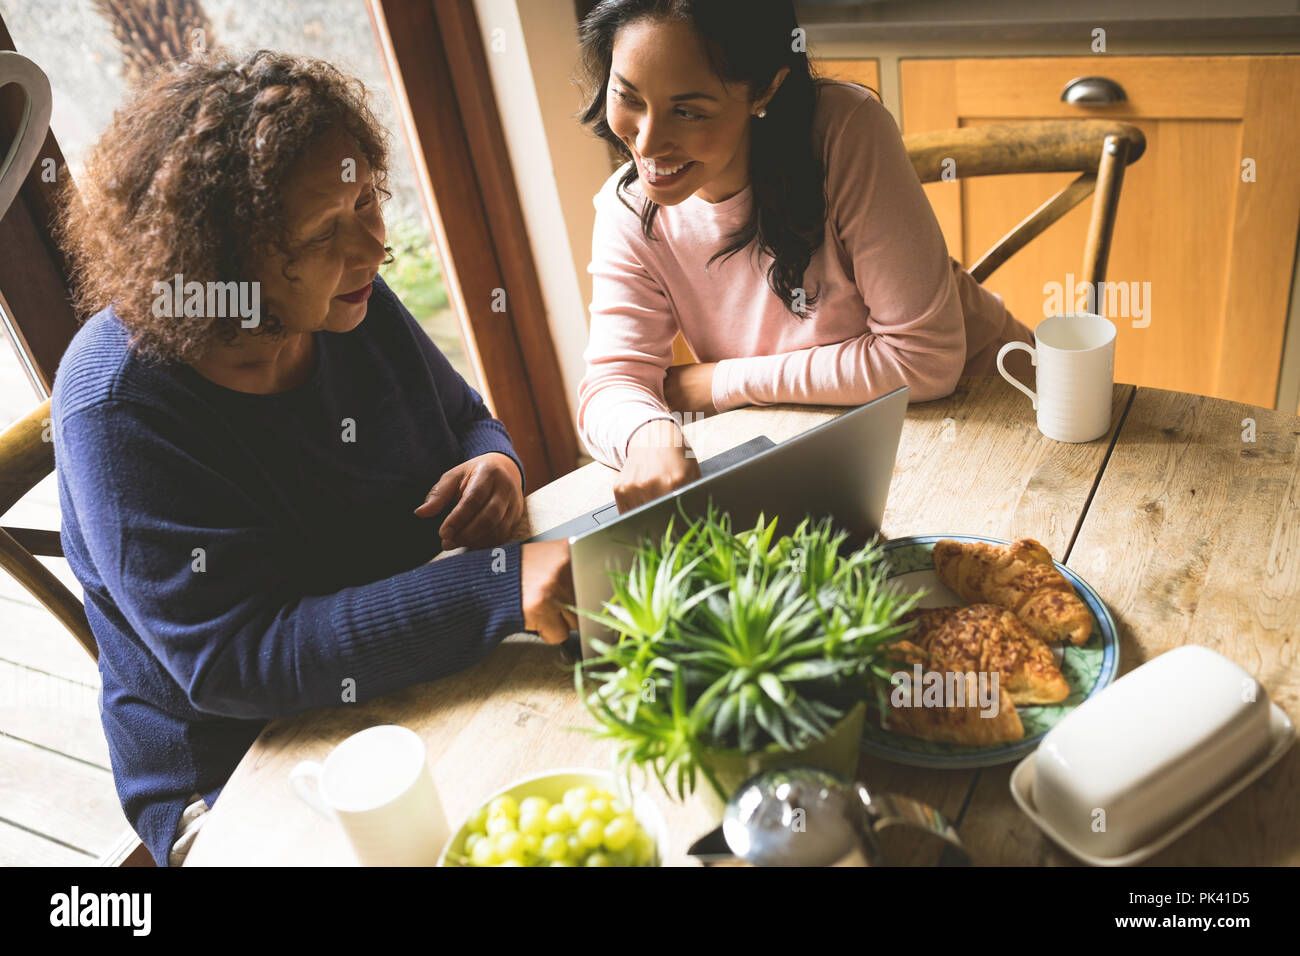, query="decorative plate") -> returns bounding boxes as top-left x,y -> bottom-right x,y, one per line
860,534 -> 1120,769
